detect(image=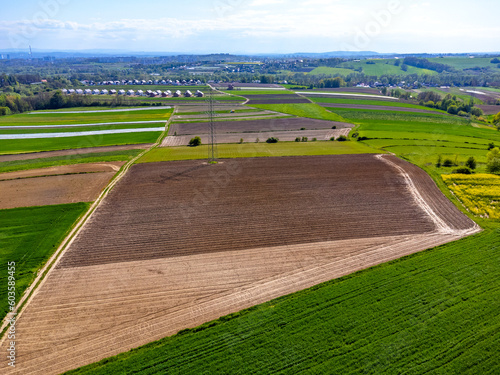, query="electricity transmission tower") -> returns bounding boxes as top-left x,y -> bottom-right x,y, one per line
207,88 -> 218,164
